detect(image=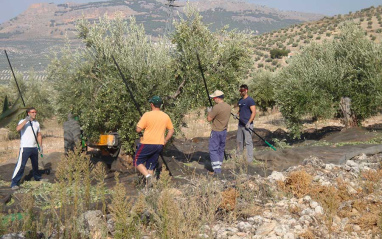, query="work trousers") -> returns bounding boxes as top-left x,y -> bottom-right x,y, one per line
209,130 -> 227,174
236,124 -> 254,162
